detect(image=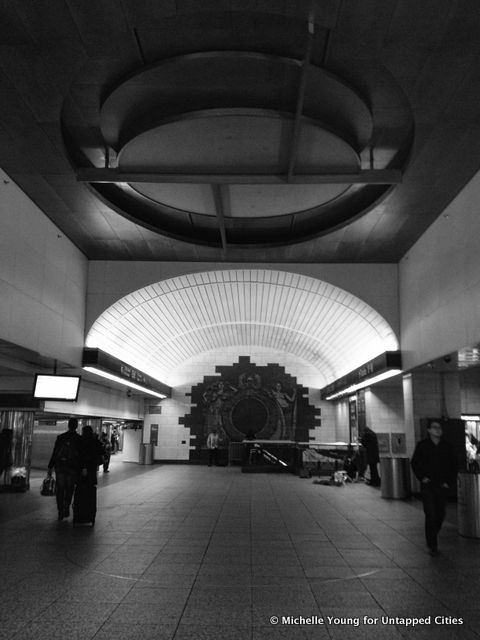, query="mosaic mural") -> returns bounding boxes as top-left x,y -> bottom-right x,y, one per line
183,357 -> 320,459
